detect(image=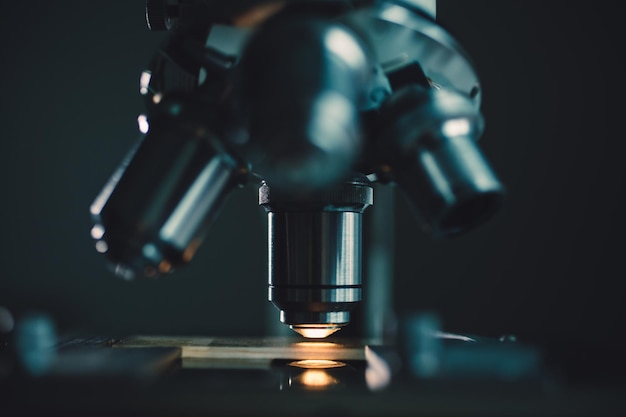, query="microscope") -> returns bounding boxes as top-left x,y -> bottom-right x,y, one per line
89,0 -> 504,339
